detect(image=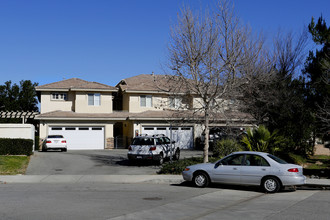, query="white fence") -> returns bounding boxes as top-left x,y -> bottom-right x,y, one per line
0,124 -> 35,151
